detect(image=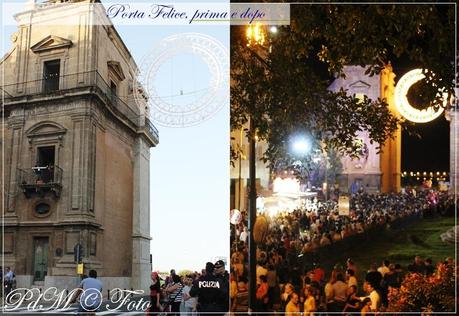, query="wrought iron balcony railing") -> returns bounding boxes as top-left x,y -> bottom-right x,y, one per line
1,70 -> 158,141
18,165 -> 63,198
